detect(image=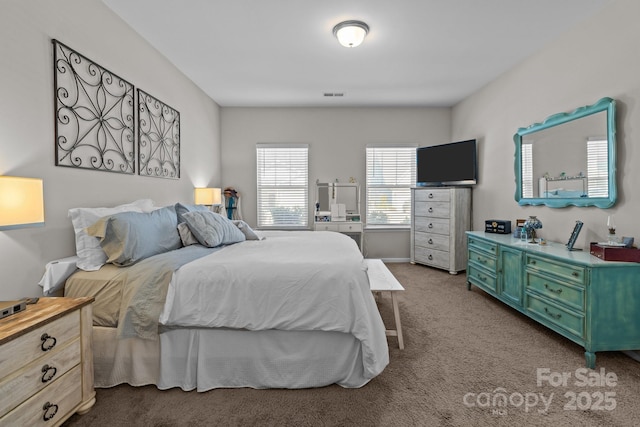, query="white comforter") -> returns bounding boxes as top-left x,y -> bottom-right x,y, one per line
159,231 -> 389,379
